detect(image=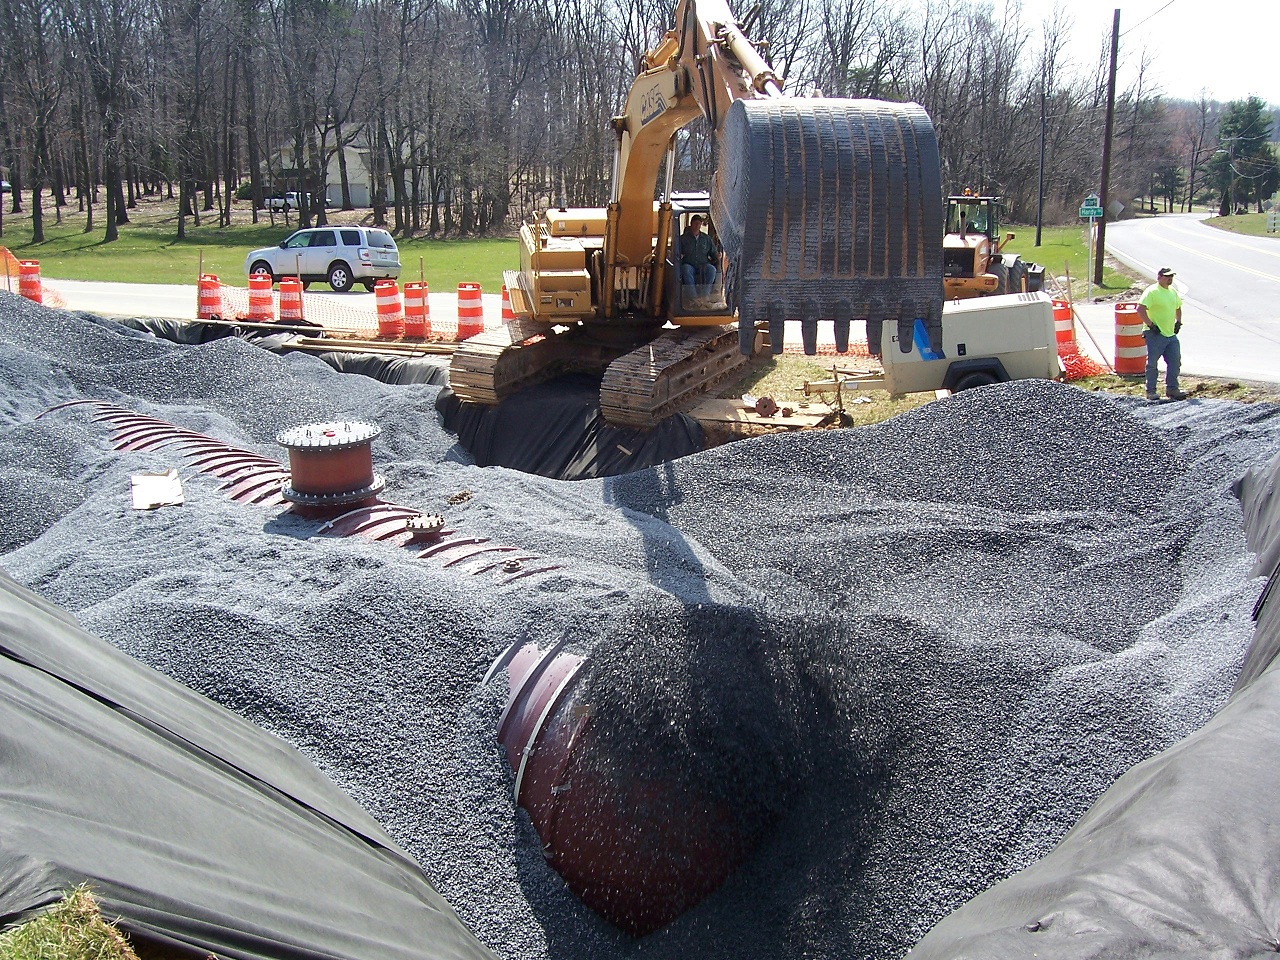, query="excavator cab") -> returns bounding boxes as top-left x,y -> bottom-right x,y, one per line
667,196 -> 728,318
